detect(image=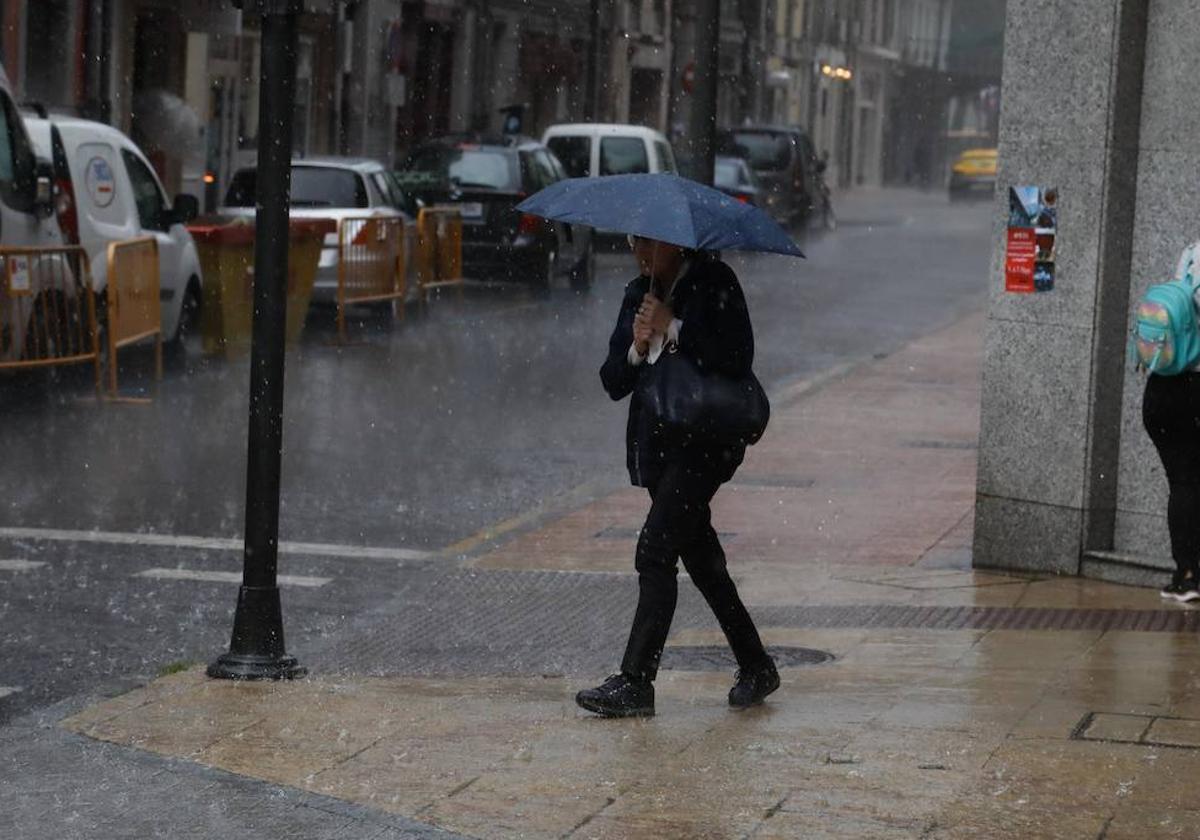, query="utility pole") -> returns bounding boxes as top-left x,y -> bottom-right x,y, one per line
210,0 -> 306,682
688,0 -> 721,185
586,0 -> 602,120
84,0 -> 112,123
